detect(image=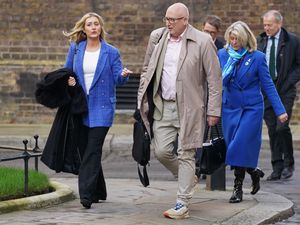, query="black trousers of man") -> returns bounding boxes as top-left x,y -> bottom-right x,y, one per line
264,95 -> 295,175
78,126 -> 109,202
